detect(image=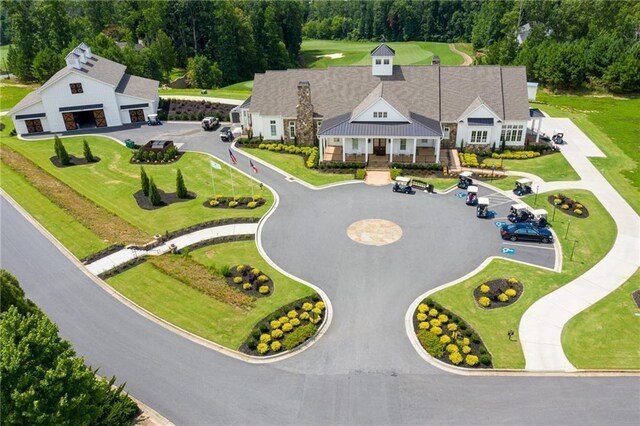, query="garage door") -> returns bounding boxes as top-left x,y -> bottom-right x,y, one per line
93,109 -> 107,127
129,109 -> 145,123
25,119 -> 44,133
63,112 -> 76,130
